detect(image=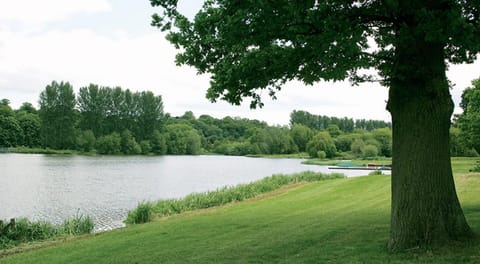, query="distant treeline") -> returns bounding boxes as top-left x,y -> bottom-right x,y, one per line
1,80 -> 477,158
290,110 -> 390,132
